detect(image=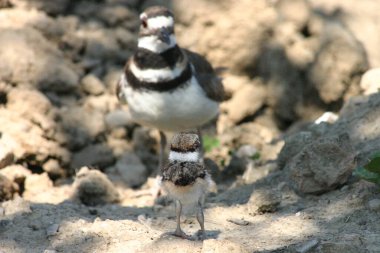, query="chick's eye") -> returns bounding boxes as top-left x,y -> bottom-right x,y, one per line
141,19 -> 148,28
